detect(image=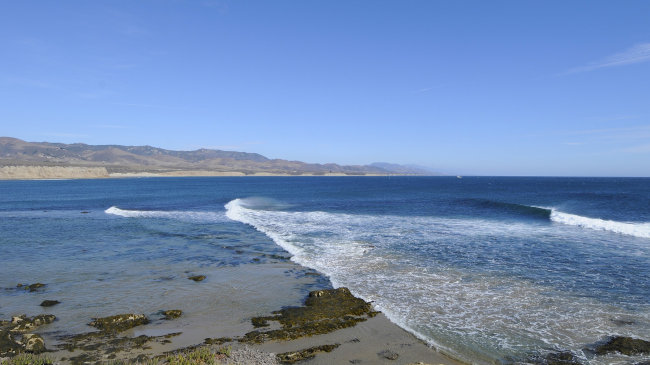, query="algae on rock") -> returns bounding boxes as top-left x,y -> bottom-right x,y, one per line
241,287 -> 378,344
